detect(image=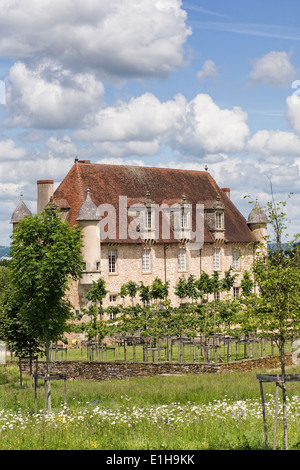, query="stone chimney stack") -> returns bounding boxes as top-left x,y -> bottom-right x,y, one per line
222,188 -> 230,199
37,180 -> 54,213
